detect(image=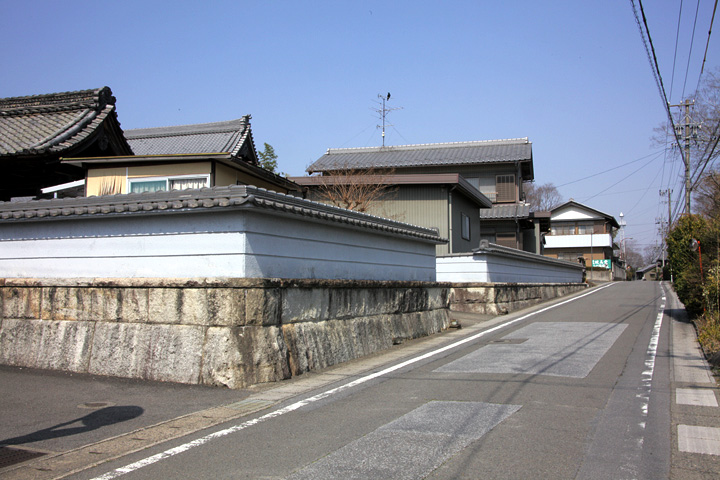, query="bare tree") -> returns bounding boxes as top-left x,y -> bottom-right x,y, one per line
623,239 -> 645,269
524,182 -> 563,210
694,170 -> 720,219
308,168 -> 397,213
